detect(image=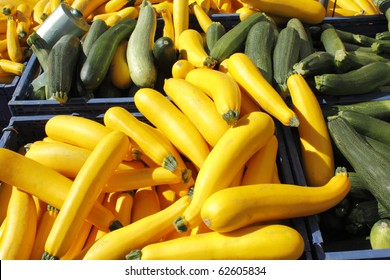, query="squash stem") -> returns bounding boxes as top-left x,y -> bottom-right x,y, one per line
222,110 -> 240,126
126,249 -> 142,260
162,155 -> 177,172
181,168 -> 192,184
42,251 -> 60,260
173,216 -> 188,233
109,220 -> 123,231
289,116 -> 300,127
